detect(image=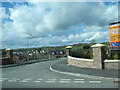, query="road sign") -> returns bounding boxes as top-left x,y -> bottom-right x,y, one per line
109,21 -> 120,47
